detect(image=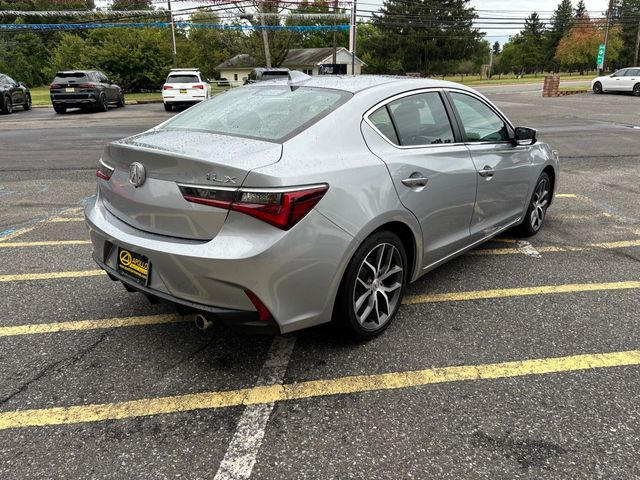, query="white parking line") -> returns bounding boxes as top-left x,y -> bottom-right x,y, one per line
213,335 -> 297,480
516,240 -> 542,258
